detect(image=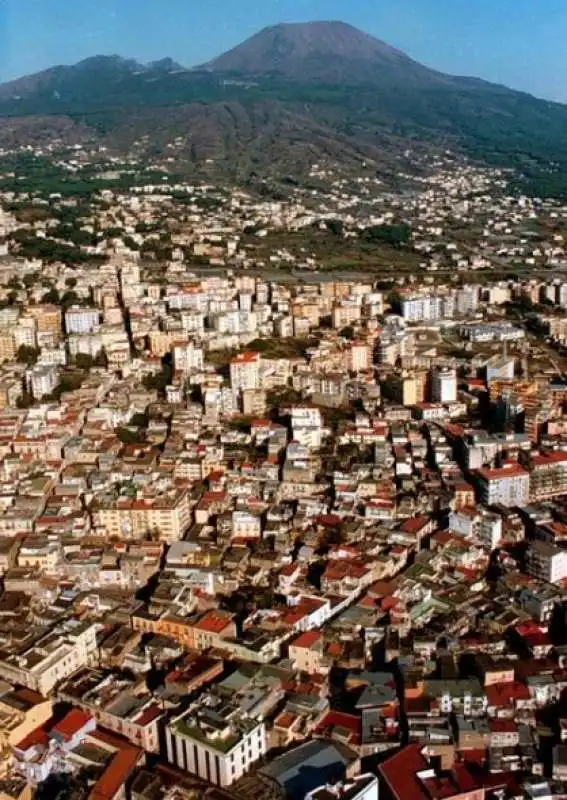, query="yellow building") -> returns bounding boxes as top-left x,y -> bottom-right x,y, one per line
94,489 -> 192,542
403,372 -> 427,406
0,332 -> 15,364
242,388 -> 267,417
27,304 -> 62,340
0,686 -> 52,764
